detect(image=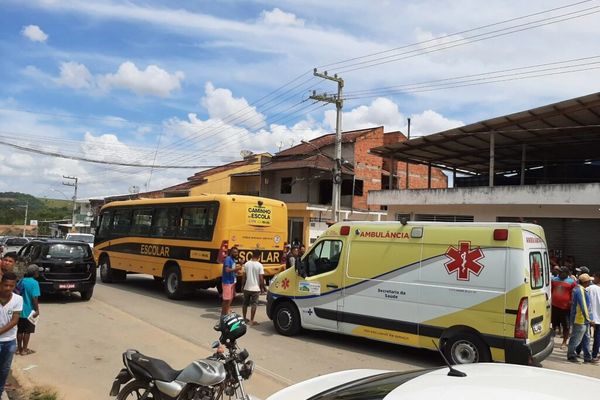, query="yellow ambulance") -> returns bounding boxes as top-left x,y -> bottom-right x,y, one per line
266,221 -> 554,365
